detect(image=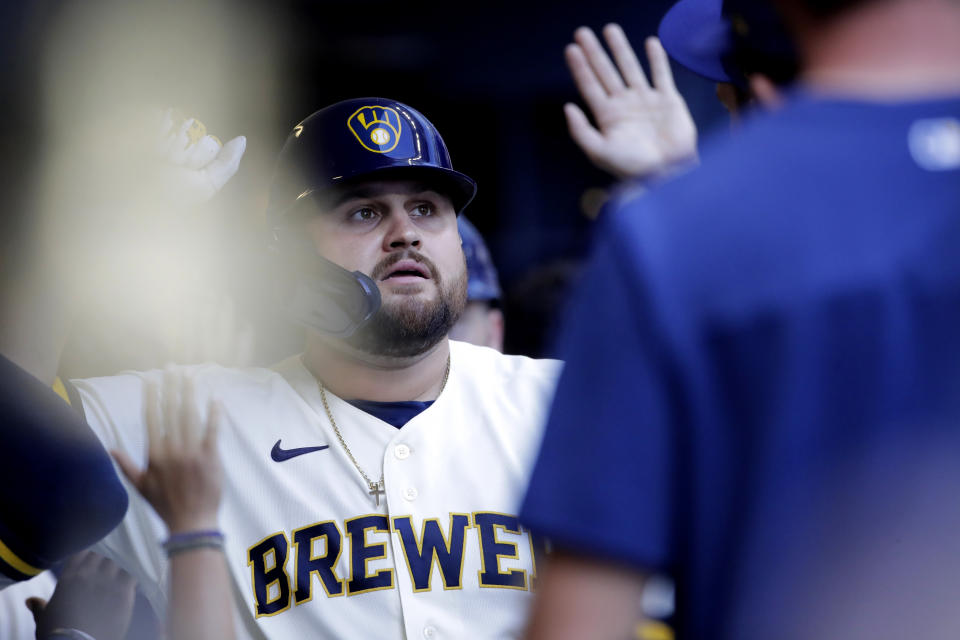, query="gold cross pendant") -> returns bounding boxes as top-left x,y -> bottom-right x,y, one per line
368,481 -> 385,506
